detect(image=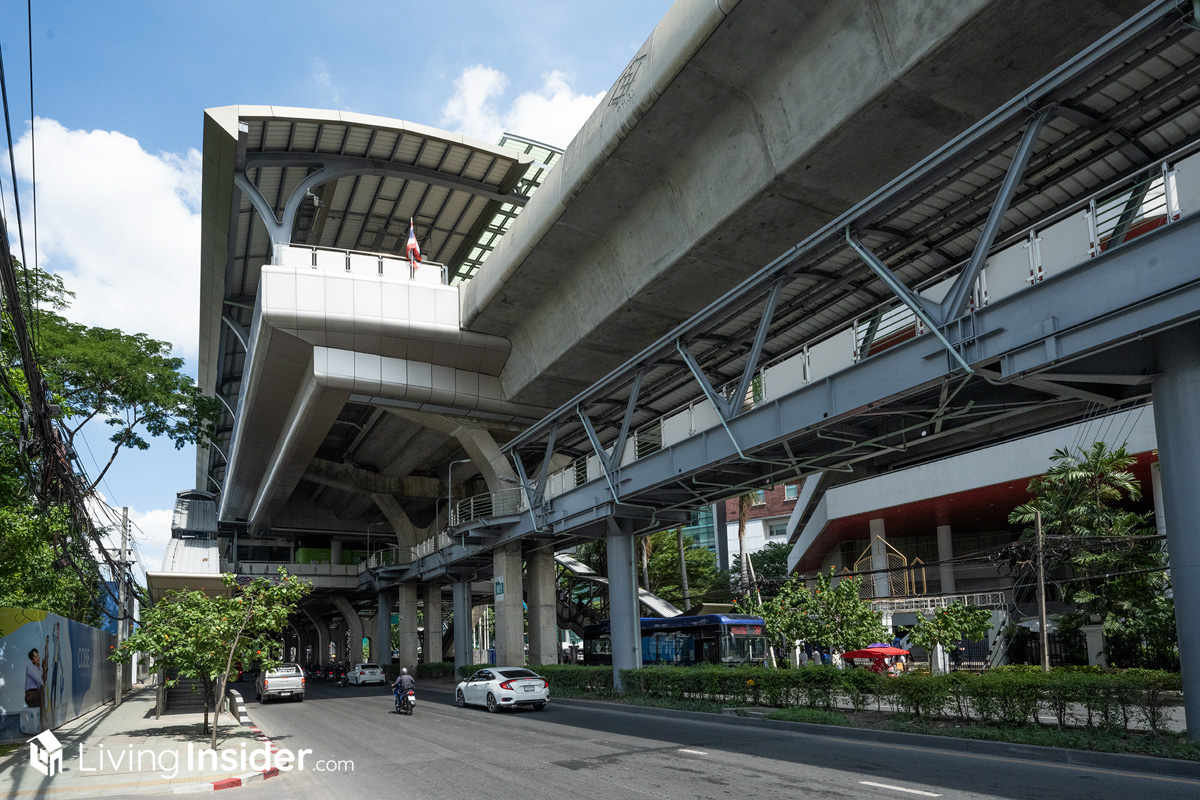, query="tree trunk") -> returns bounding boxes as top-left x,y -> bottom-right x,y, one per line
640,538 -> 650,590
676,527 -> 691,612
200,678 -> 213,734
738,495 -> 751,593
